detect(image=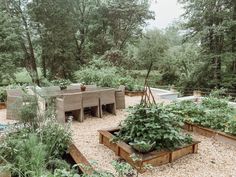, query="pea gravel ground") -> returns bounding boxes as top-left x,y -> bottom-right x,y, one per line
71,96 -> 236,177
1,96 -> 236,177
